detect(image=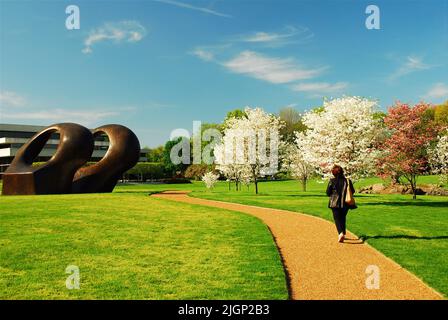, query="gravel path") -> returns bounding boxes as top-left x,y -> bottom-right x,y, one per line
152,191 -> 443,300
